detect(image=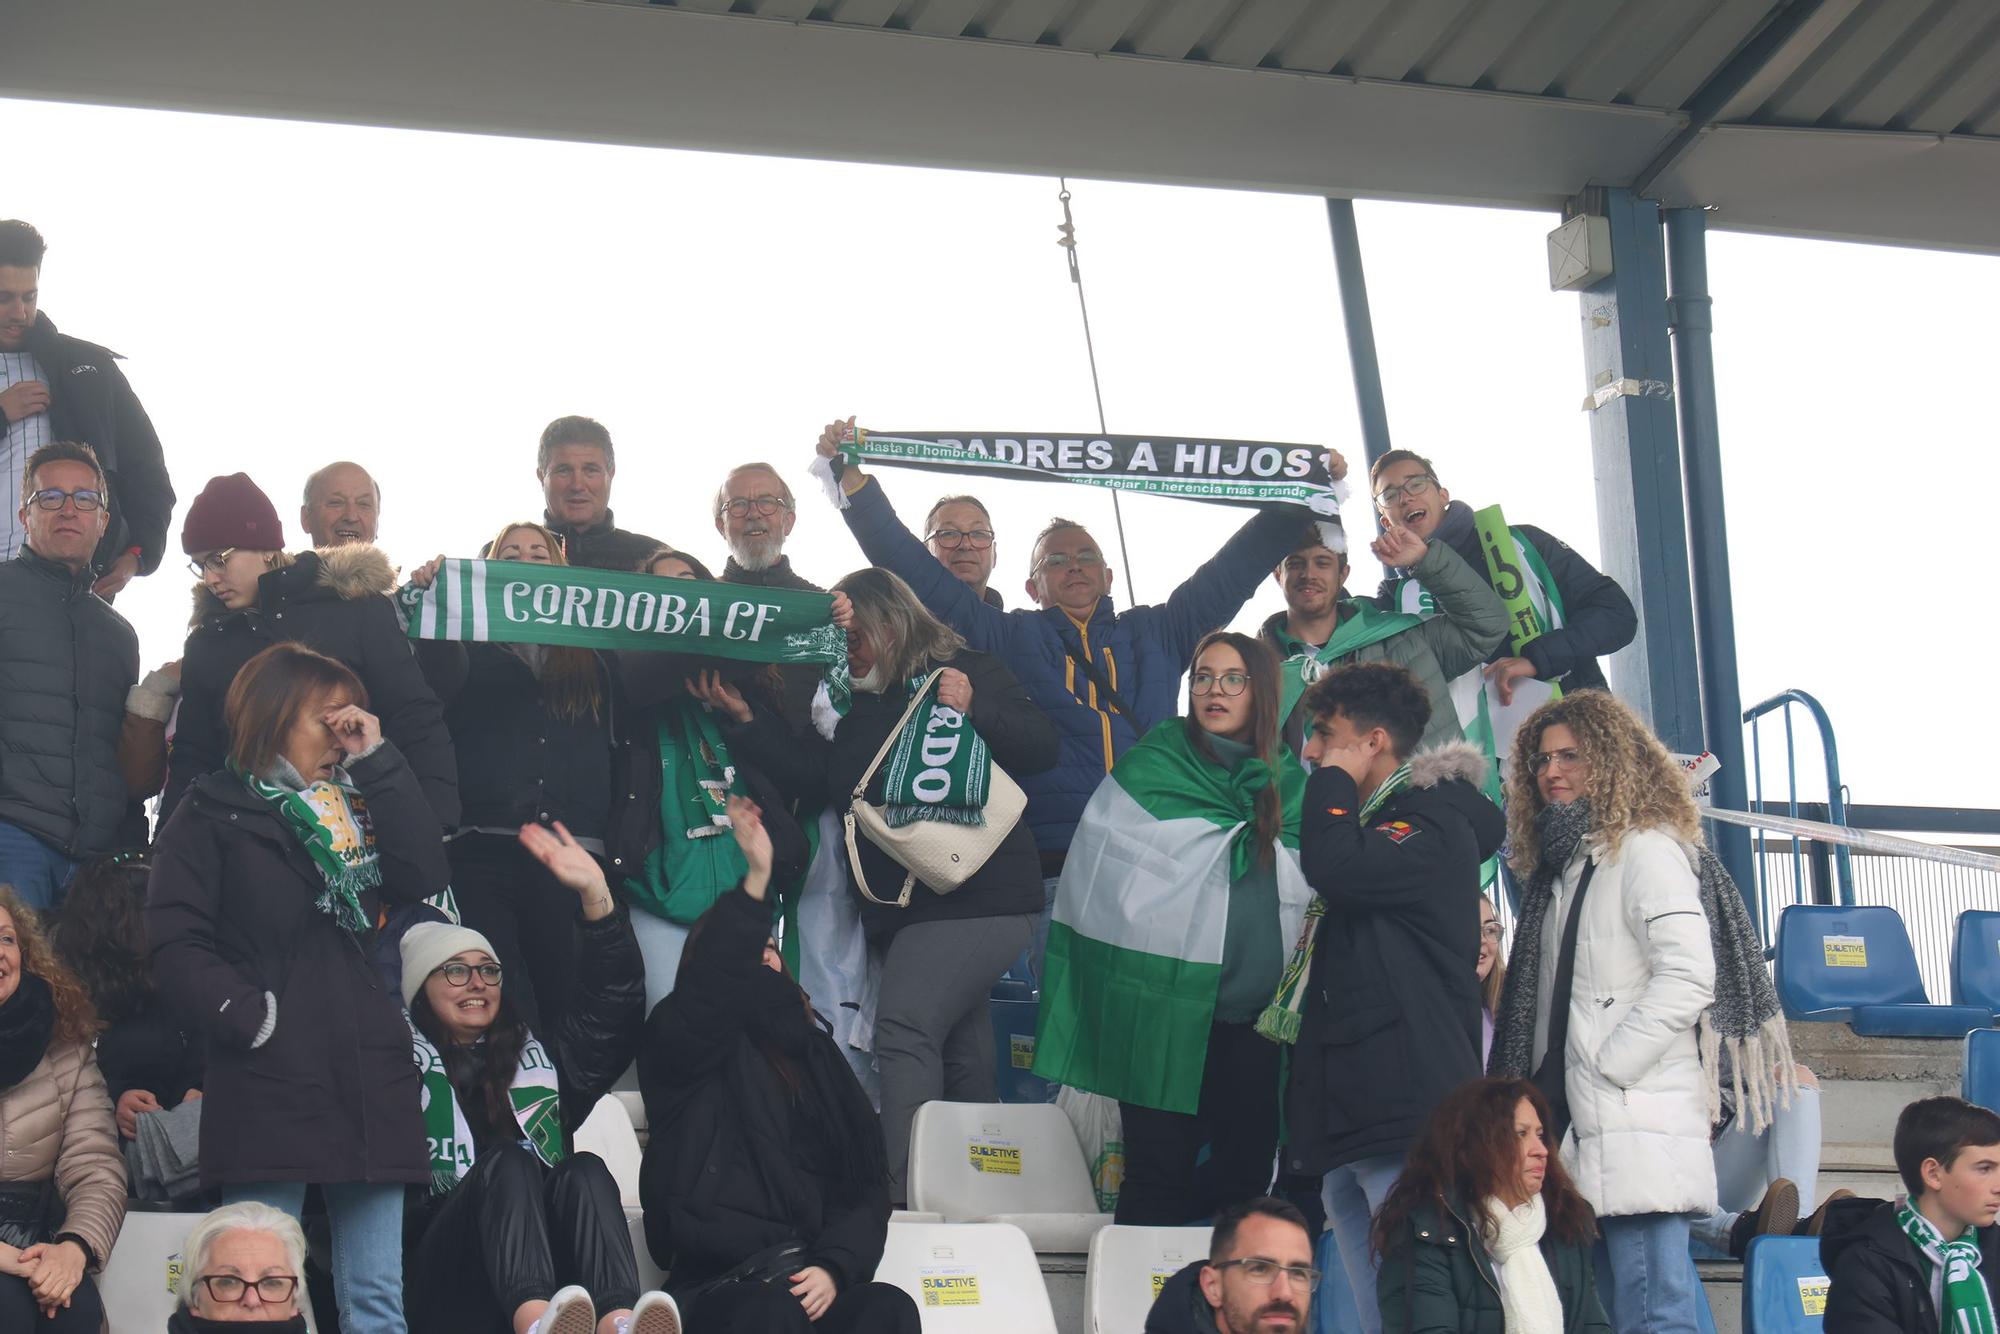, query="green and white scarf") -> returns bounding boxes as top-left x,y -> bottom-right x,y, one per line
1255,761 -> 1412,1044
231,760 -> 380,933
1895,1197 -> 1997,1334
623,700 -> 751,925
1273,601 -> 1423,734
410,1015 -> 565,1196
881,673 -> 992,828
